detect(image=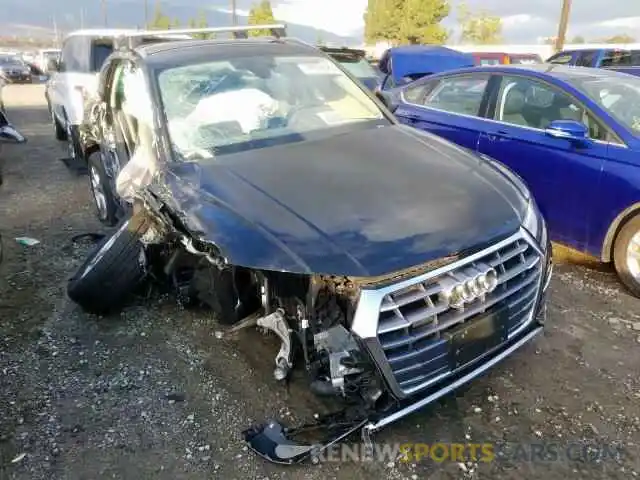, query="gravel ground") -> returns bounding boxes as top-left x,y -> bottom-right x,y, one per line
0,84 -> 639,480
